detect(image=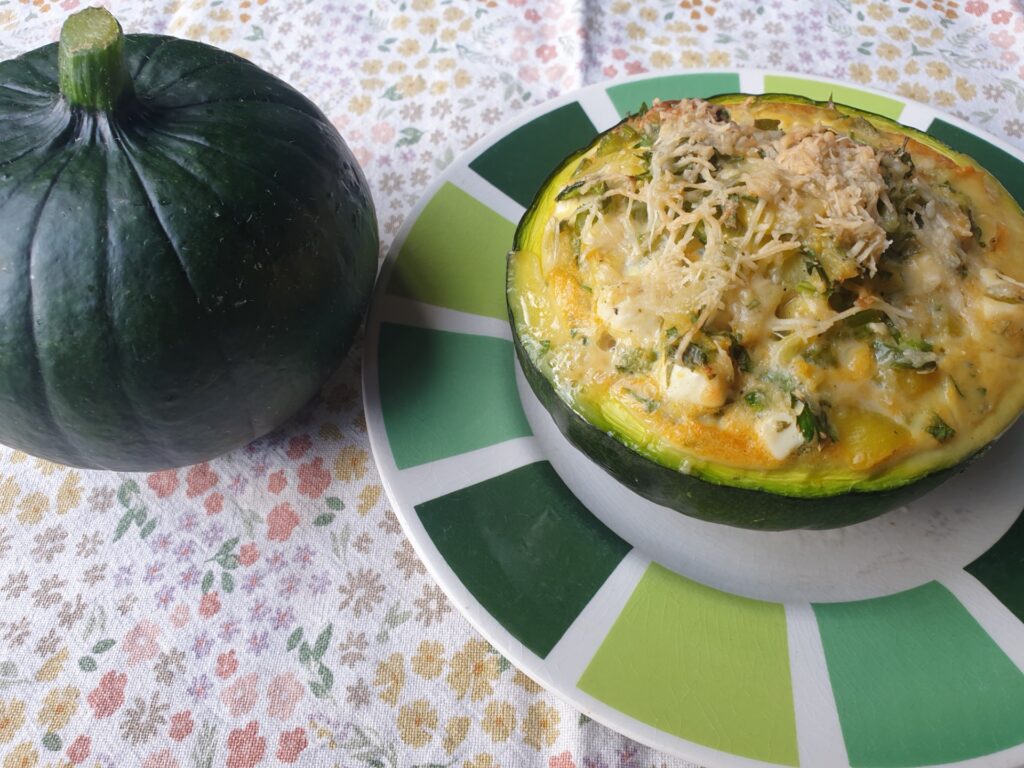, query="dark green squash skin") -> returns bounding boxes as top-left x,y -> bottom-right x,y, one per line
506,96 -> 995,531
0,35 -> 378,470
